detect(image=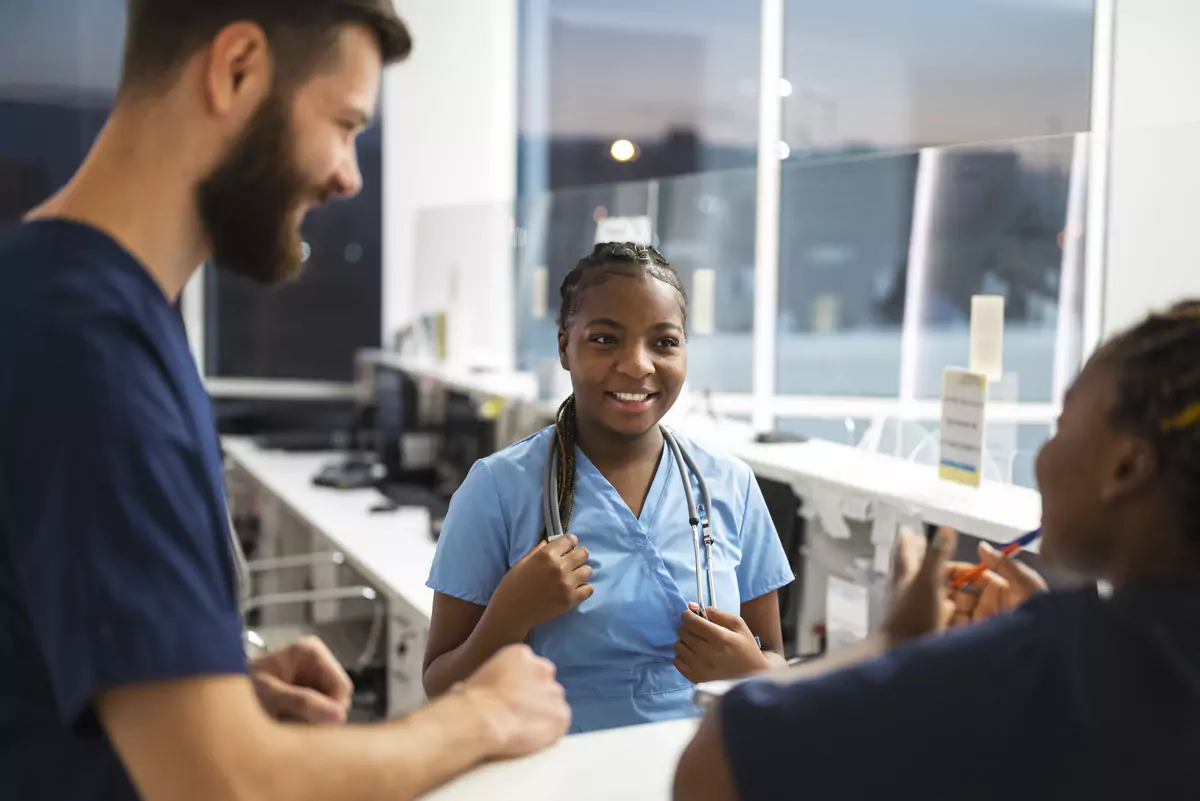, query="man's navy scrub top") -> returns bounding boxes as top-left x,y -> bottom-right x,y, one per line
720,585 -> 1200,801
0,220 -> 247,801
